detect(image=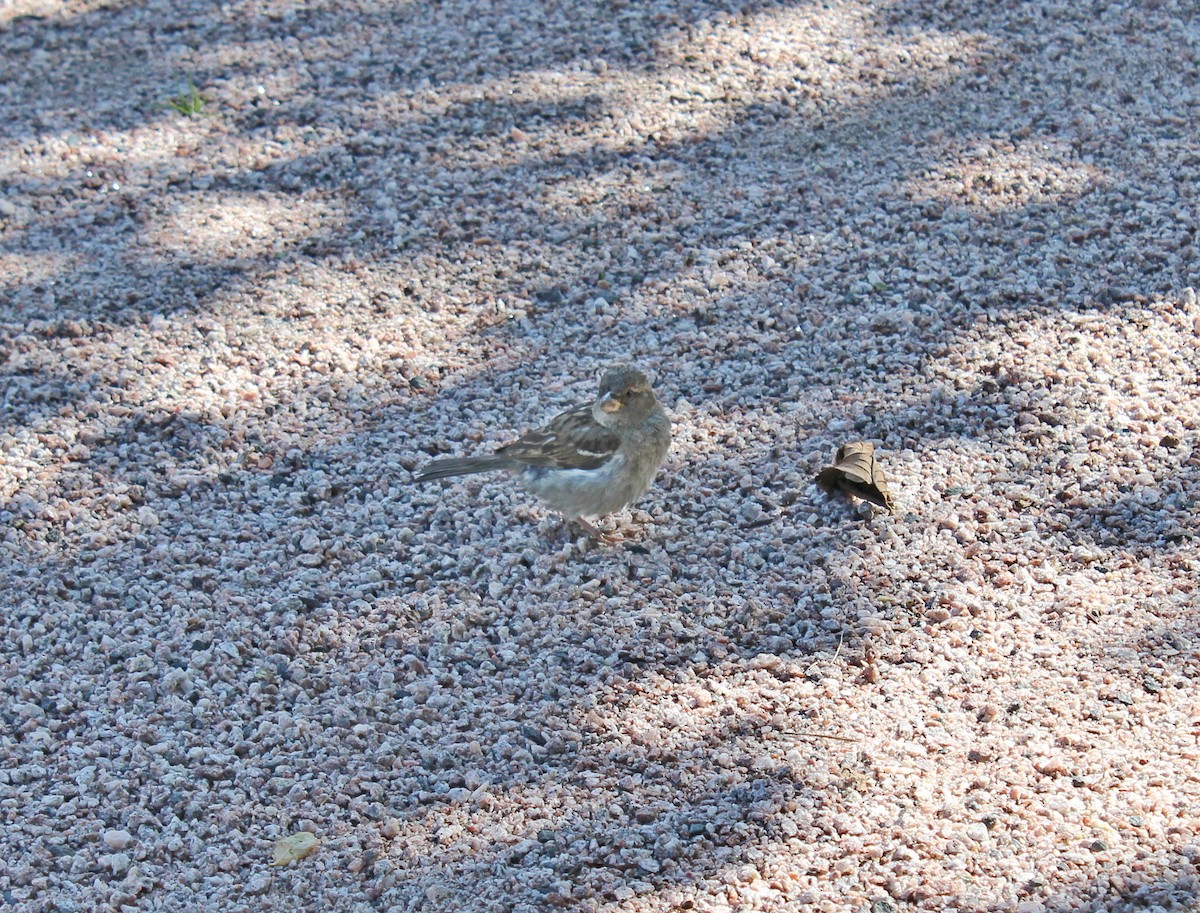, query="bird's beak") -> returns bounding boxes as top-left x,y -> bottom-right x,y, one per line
599,392 -> 622,413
